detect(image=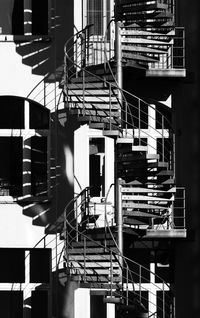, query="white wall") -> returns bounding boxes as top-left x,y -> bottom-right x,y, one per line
0,204 -> 44,247
0,42 -> 43,97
